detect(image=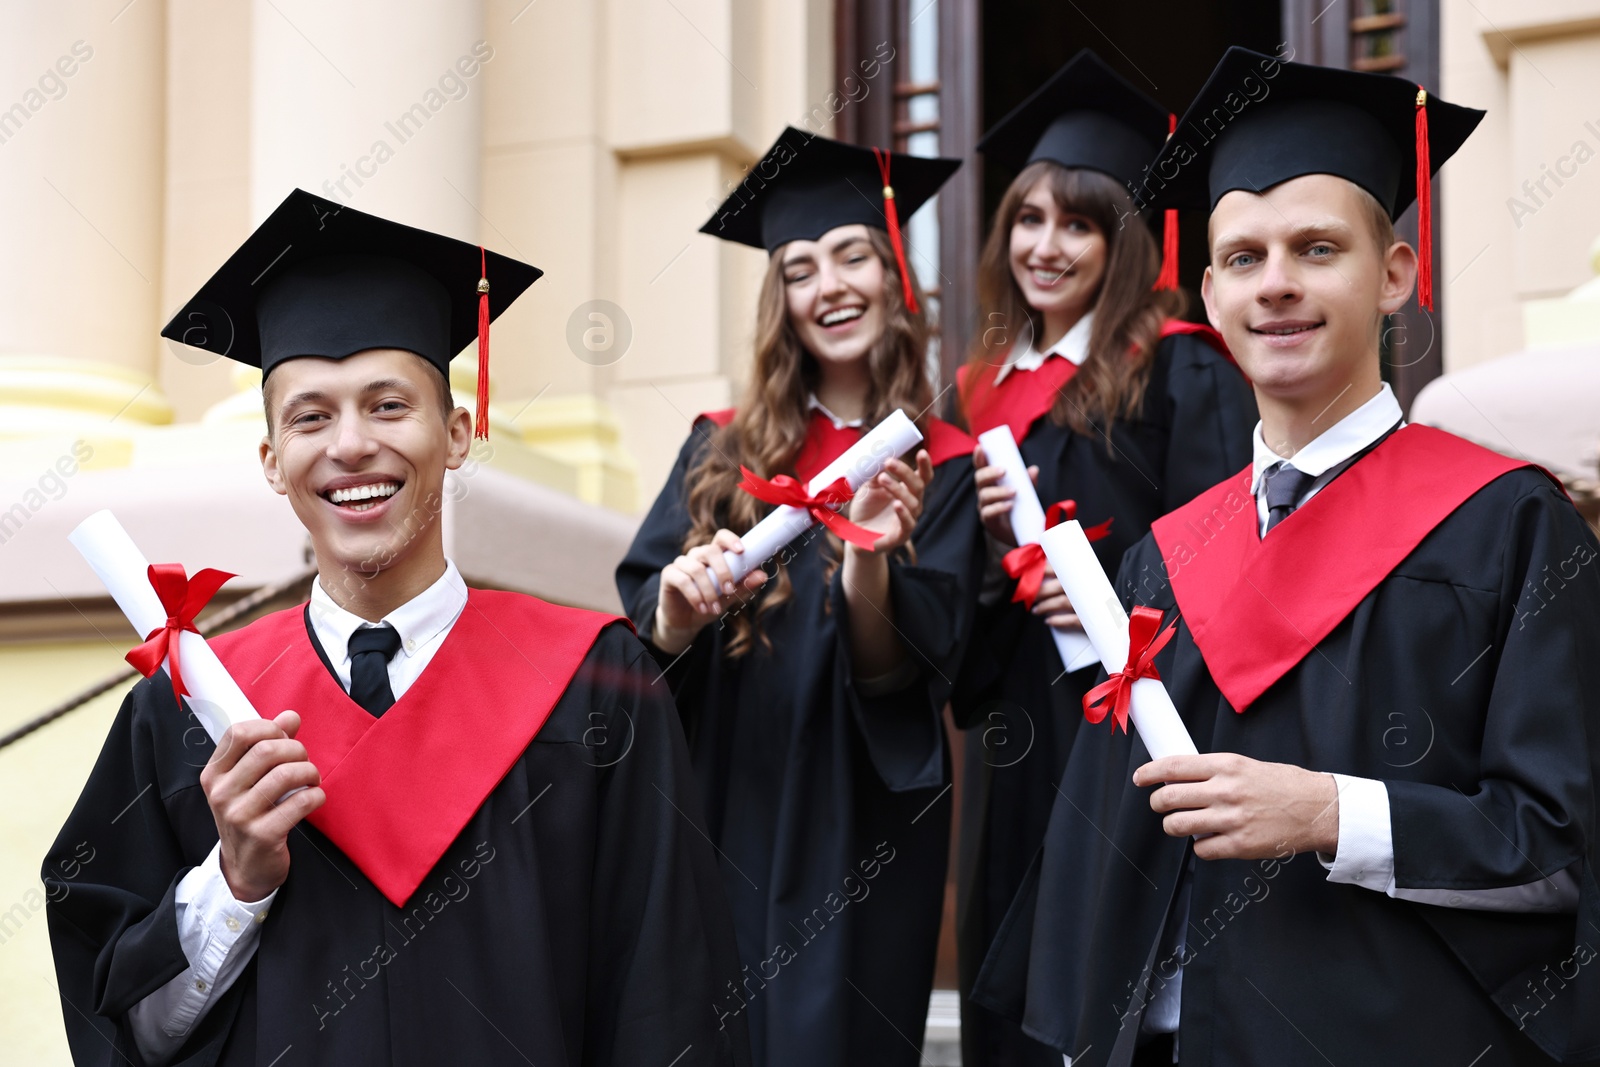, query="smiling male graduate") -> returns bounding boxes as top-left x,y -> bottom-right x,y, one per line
973,49 -> 1600,1066
42,190 -> 750,1067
